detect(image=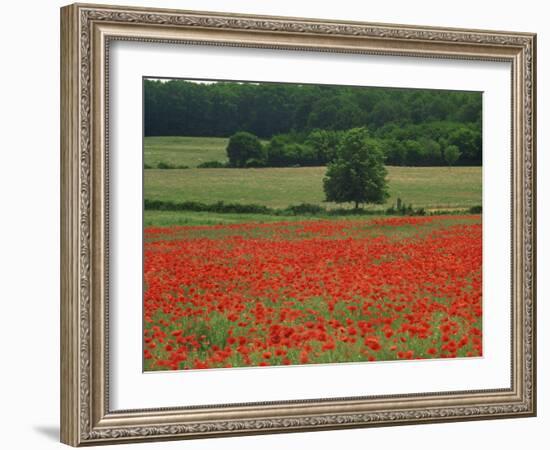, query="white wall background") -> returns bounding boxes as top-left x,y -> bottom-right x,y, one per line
0,1 -> 546,449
